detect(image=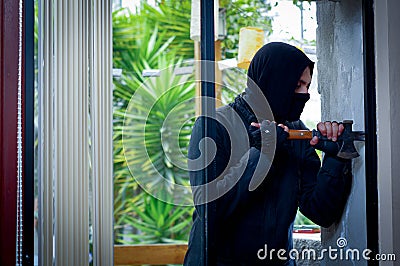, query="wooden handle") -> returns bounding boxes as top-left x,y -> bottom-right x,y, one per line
287,129 -> 313,140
